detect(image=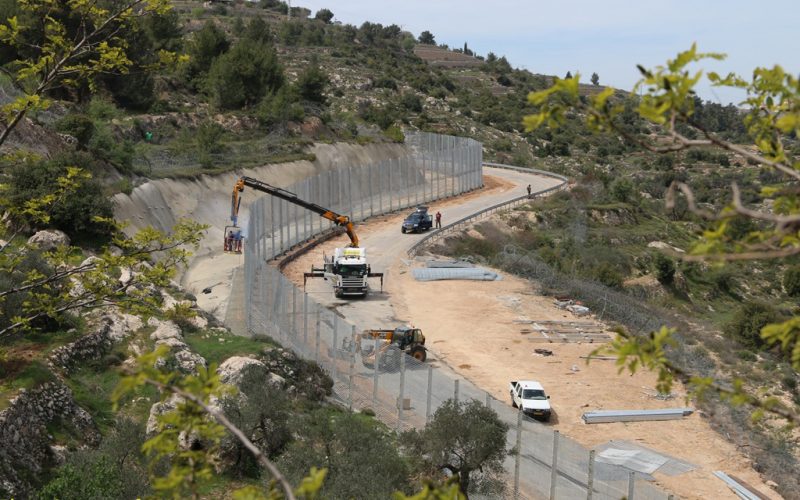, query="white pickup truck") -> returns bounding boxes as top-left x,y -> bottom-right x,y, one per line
509,380 -> 552,421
